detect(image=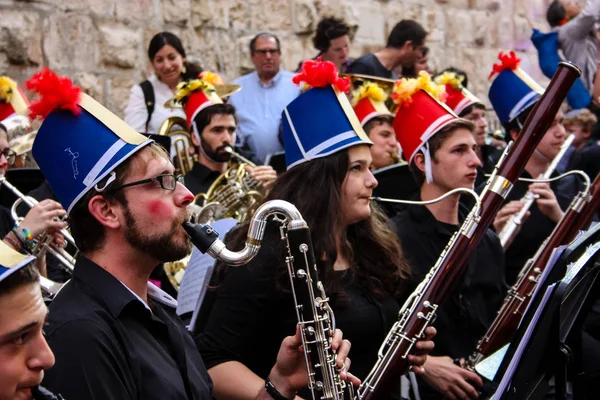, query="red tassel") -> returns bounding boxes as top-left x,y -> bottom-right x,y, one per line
26,68 -> 82,119
292,57 -> 350,93
488,51 -> 521,80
